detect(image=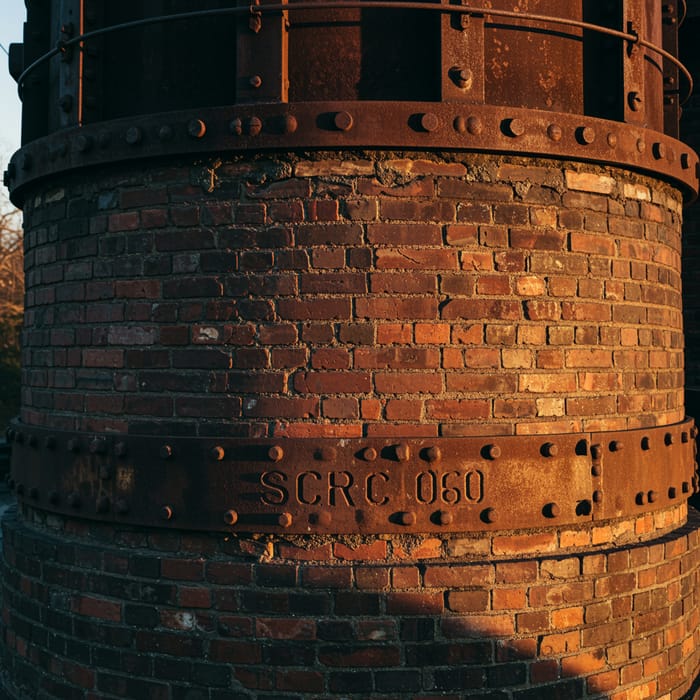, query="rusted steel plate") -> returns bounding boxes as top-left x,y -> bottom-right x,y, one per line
592,423 -> 697,520
5,101 -> 699,205
484,0 -> 584,114
7,420 -> 697,534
